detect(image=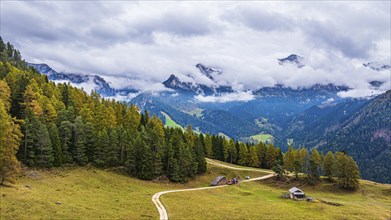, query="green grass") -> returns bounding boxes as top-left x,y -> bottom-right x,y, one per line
161,111 -> 184,130
0,163 -> 269,219
0,166 -> 172,219
2,163 -> 389,220
162,178 -> 391,220
251,133 -> 273,143
183,108 -> 204,118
